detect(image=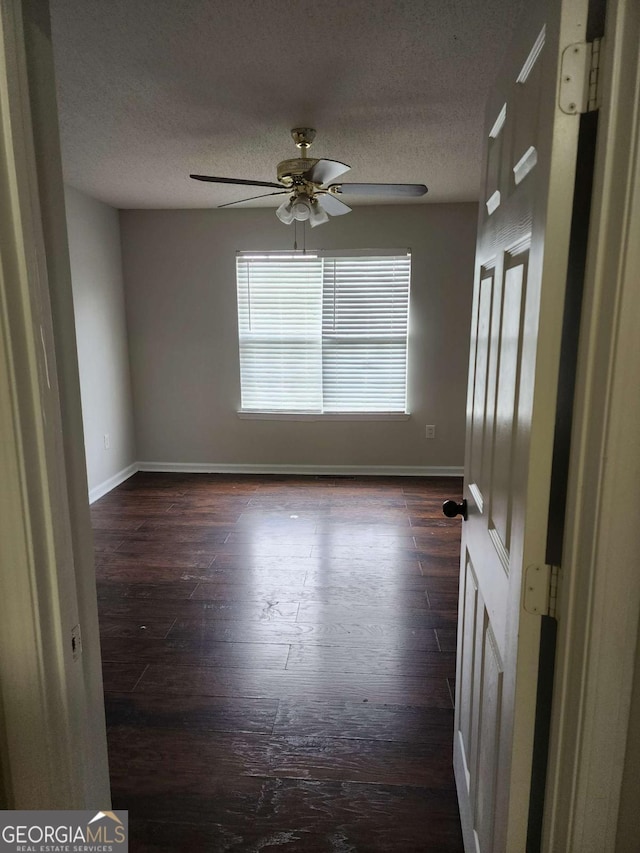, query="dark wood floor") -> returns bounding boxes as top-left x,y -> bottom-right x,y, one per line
92,473 -> 465,852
